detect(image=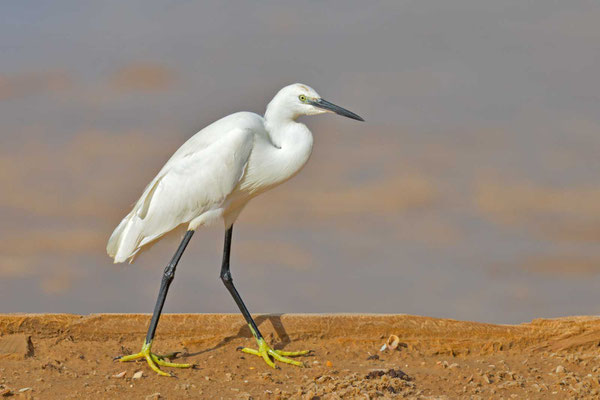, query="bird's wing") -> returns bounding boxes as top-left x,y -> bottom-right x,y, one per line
107,127 -> 254,263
